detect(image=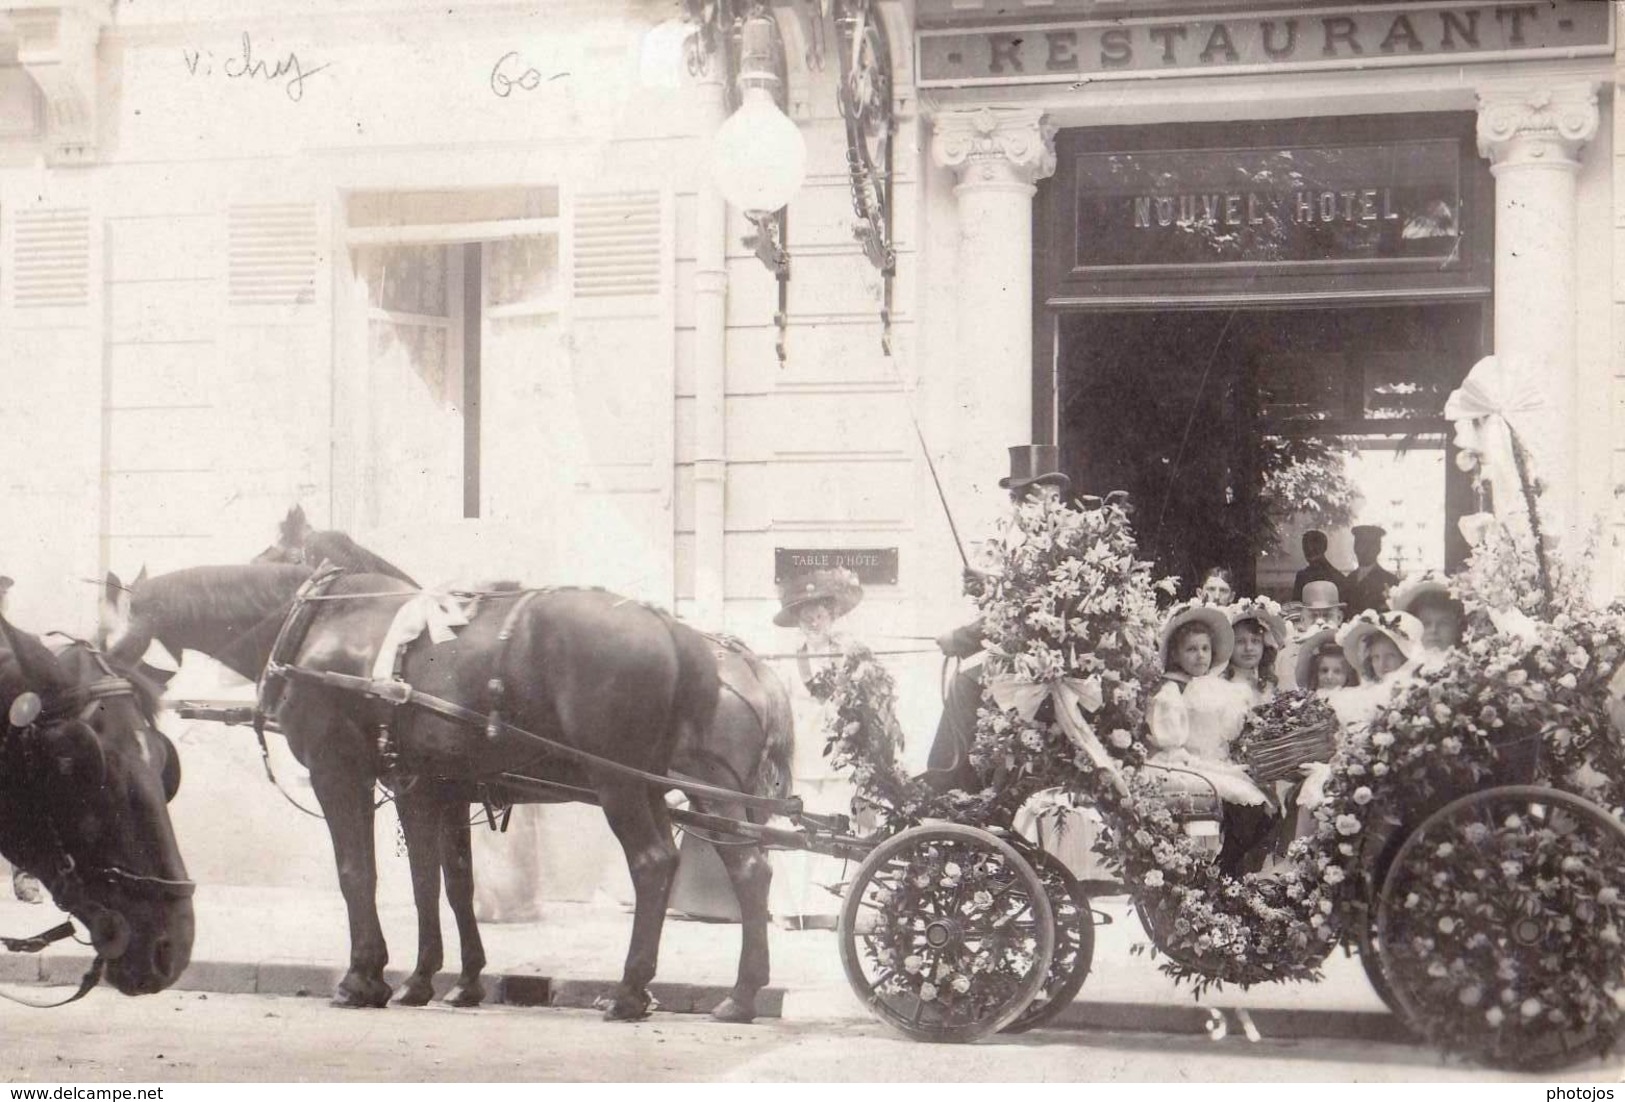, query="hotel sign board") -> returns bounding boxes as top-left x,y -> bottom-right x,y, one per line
1074,140 -> 1465,270
916,1 -> 1613,88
